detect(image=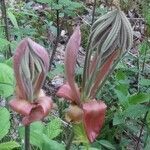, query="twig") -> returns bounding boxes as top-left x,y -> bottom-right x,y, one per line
91,0 -> 97,24
76,13 -> 91,27
135,111 -> 149,150
1,0 -> 12,58
128,51 -> 150,69
137,51 -> 140,92
49,0 -> 60,70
